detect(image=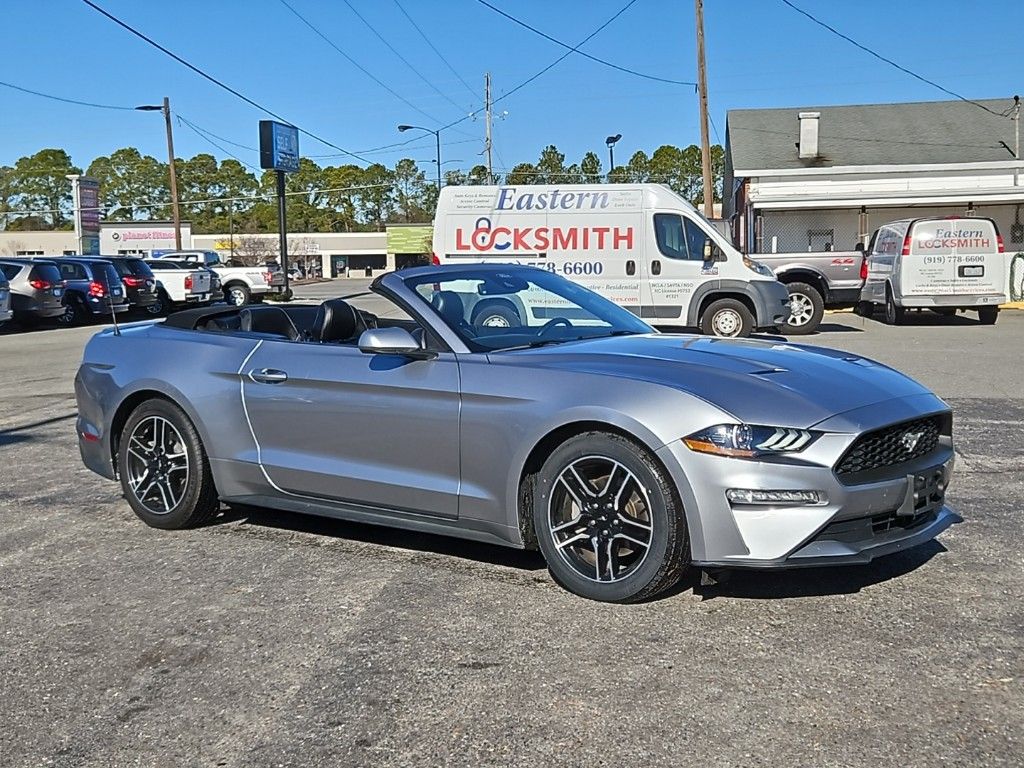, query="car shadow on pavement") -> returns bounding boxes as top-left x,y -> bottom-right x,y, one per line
0,412 -> 77,446
207,504 -> 548,572
812,322 -> 864,333
688,541 -> 945,600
